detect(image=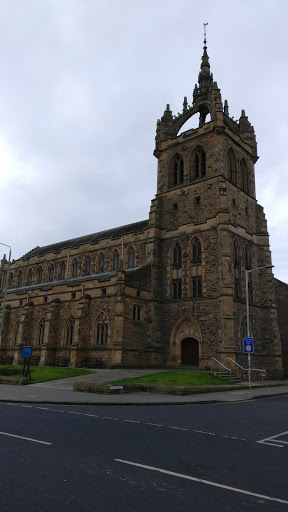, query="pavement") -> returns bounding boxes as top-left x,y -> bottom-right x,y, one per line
0,368 -> 287,405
